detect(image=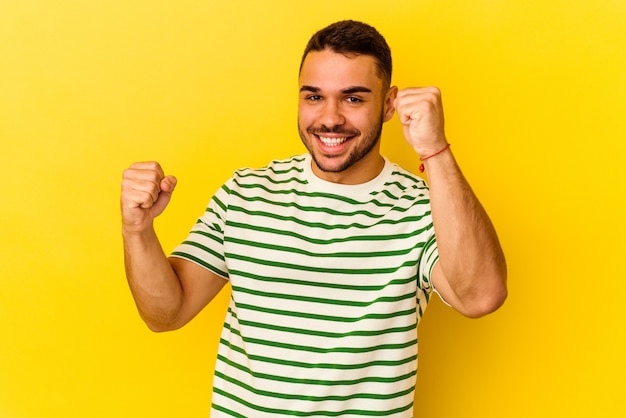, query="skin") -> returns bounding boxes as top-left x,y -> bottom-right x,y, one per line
121,162 -> 226,331
121,48 -> 507,332
297,50 -> 396,184
394,87 -> 507,316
